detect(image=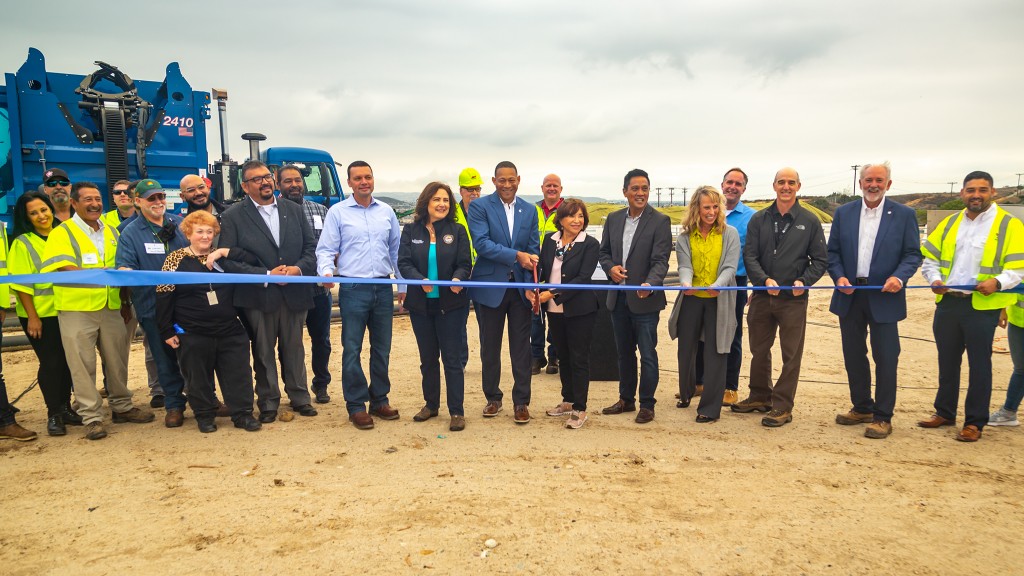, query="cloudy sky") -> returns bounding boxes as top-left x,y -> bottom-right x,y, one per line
4,1 -> 1022,200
